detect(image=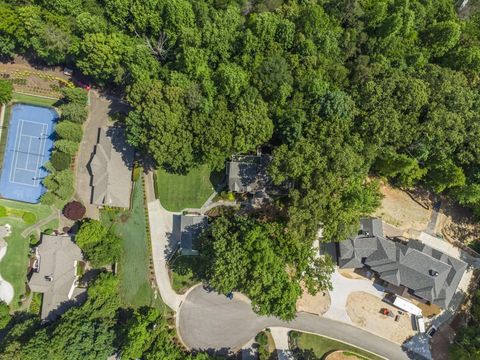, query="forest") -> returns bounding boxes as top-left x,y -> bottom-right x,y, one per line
1,0 -> 480,356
